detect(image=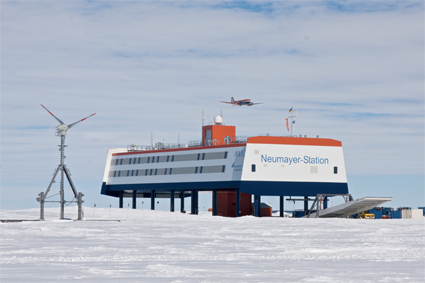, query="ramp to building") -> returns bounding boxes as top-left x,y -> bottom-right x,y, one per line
305,197 -> 393,218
